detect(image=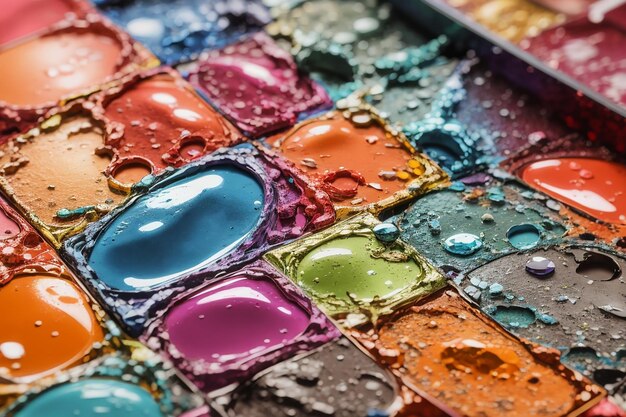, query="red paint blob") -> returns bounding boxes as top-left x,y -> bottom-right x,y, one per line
521,158 -> 626,224
0,0 -> 89,47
